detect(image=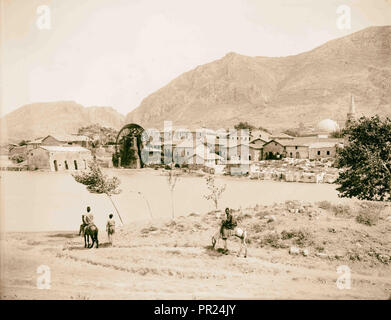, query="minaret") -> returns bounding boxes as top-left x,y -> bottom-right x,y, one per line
346,94 -> 356,125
